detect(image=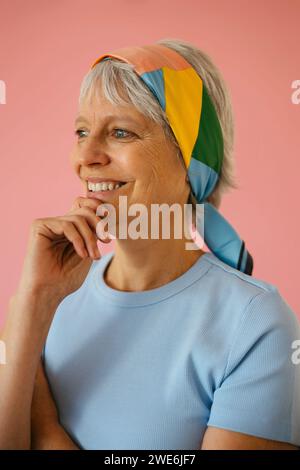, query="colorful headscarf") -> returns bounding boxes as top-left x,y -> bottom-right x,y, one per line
90,43 -> 254,275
